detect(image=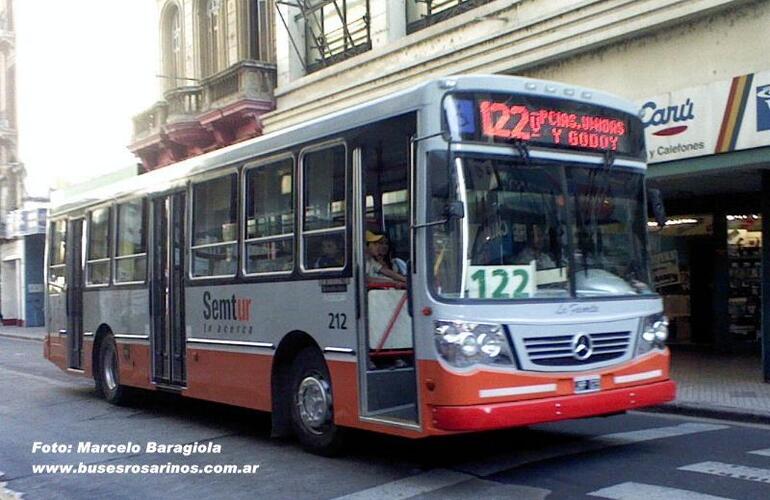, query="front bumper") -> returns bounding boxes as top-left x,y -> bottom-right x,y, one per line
431,380 -> 676,431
